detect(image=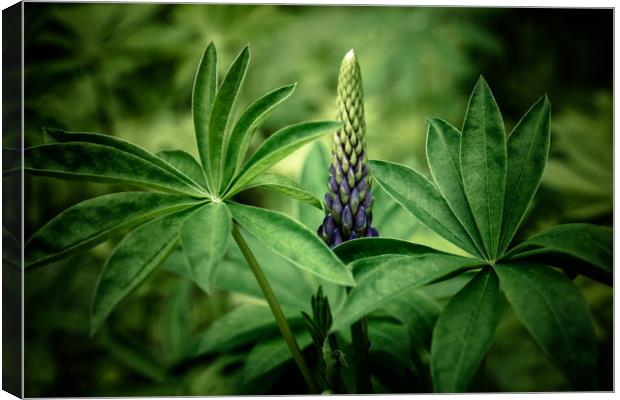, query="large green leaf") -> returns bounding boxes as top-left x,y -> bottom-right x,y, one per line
370,160 -> 483,259
498,96 -> 551,254
494,262 -> 597,389
207,46 -> 250,191
234,172 -> 322,209
426,118 -> 484,257
44,127 -> 204,192
460,77 -> 507,260
197,304 -> 300,354
431,268 -> 501,392
180,202 -> 232,293
368,319 -> 415,371
221,84 -> 297,190
298,141 -> 331,230
91,208 -> 194,335
24,143 -> 206,197
382,290 -> 441,352
157,149 -> 207,188
192,42 -> 217,184
331,253 -> 482,332
243,330 -> 313,383
228,202 -> 354,286
25,192 -> 200,268
334,237 -> 440,265
225,121 -> 340,196
506,223 -> 612,285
